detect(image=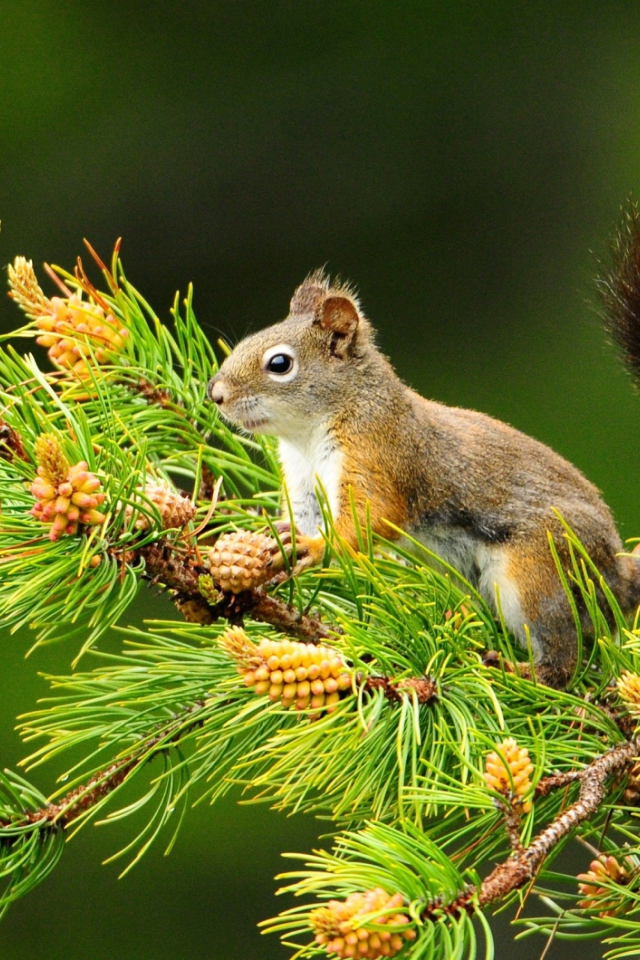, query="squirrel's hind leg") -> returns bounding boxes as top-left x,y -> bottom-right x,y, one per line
477,541 -> 578,689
